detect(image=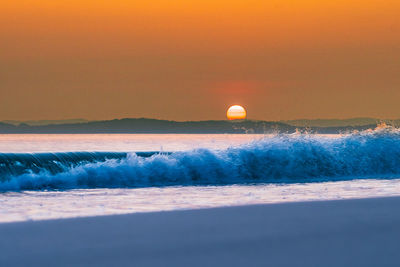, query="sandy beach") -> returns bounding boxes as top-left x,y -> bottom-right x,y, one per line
1,196 -> 399,266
